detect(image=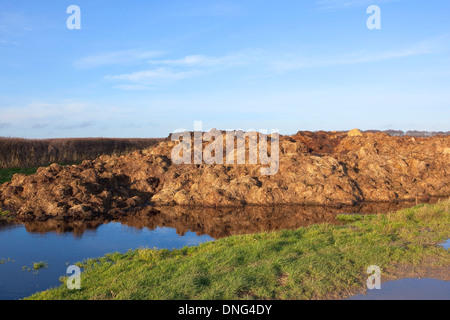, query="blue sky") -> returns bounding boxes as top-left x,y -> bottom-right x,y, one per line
0,0 -> 449,138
